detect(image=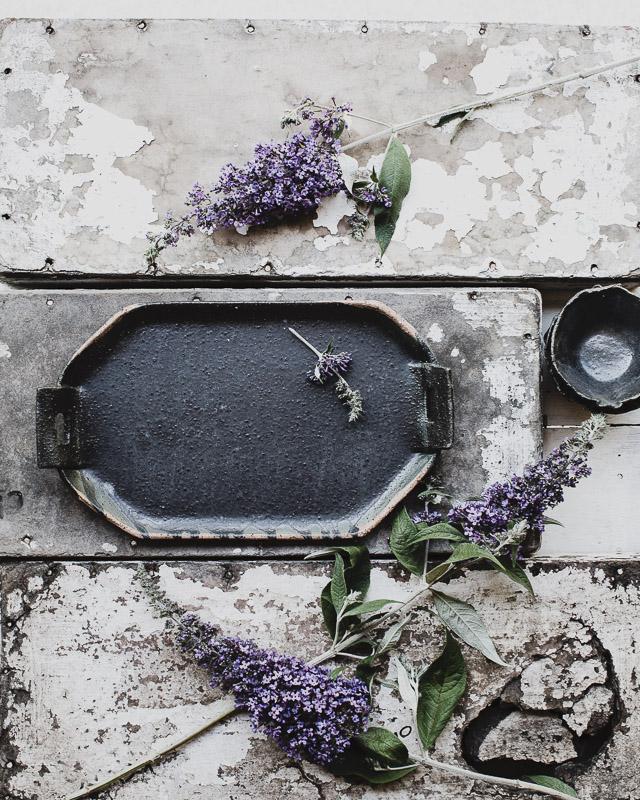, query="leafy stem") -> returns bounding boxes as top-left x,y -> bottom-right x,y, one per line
341,53 -> 640,152
407,753 -> 580,800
